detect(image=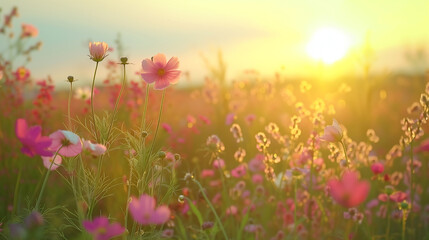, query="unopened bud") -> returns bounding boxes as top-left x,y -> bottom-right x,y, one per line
67,76 -> 75,83
120,57 -> 128,64
158,151 -> 166,159
141,131 -> 148,138
174,153 -> 181,161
